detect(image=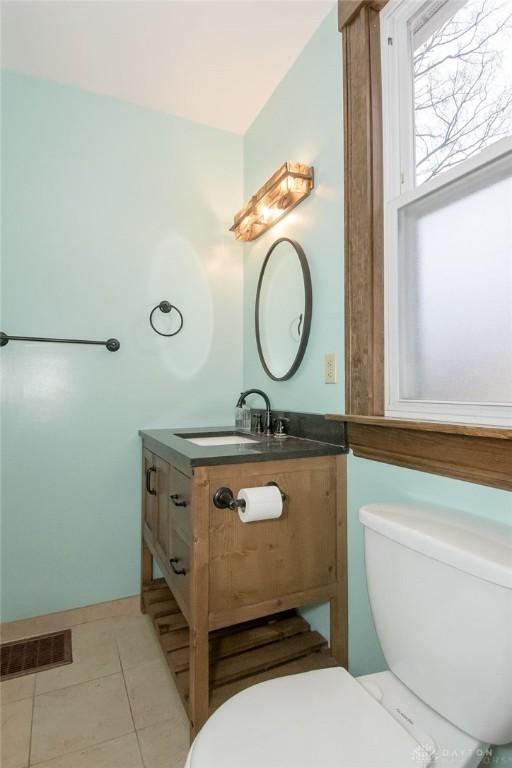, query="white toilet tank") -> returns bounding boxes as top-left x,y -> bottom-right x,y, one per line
359,502 -> 512,746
